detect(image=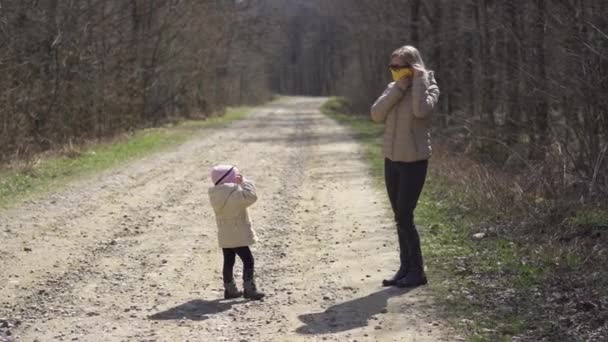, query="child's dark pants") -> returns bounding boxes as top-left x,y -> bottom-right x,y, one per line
222,246 -> 254,283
